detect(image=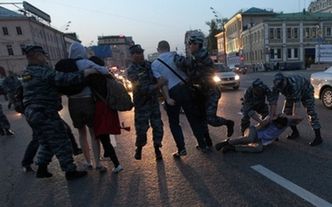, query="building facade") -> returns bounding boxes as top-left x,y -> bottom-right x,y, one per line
0,6 -> 67,74
223,7 -> 275,66
308,0 -> 332,13
97,35 -> 134,69
242,12 -> 332,70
